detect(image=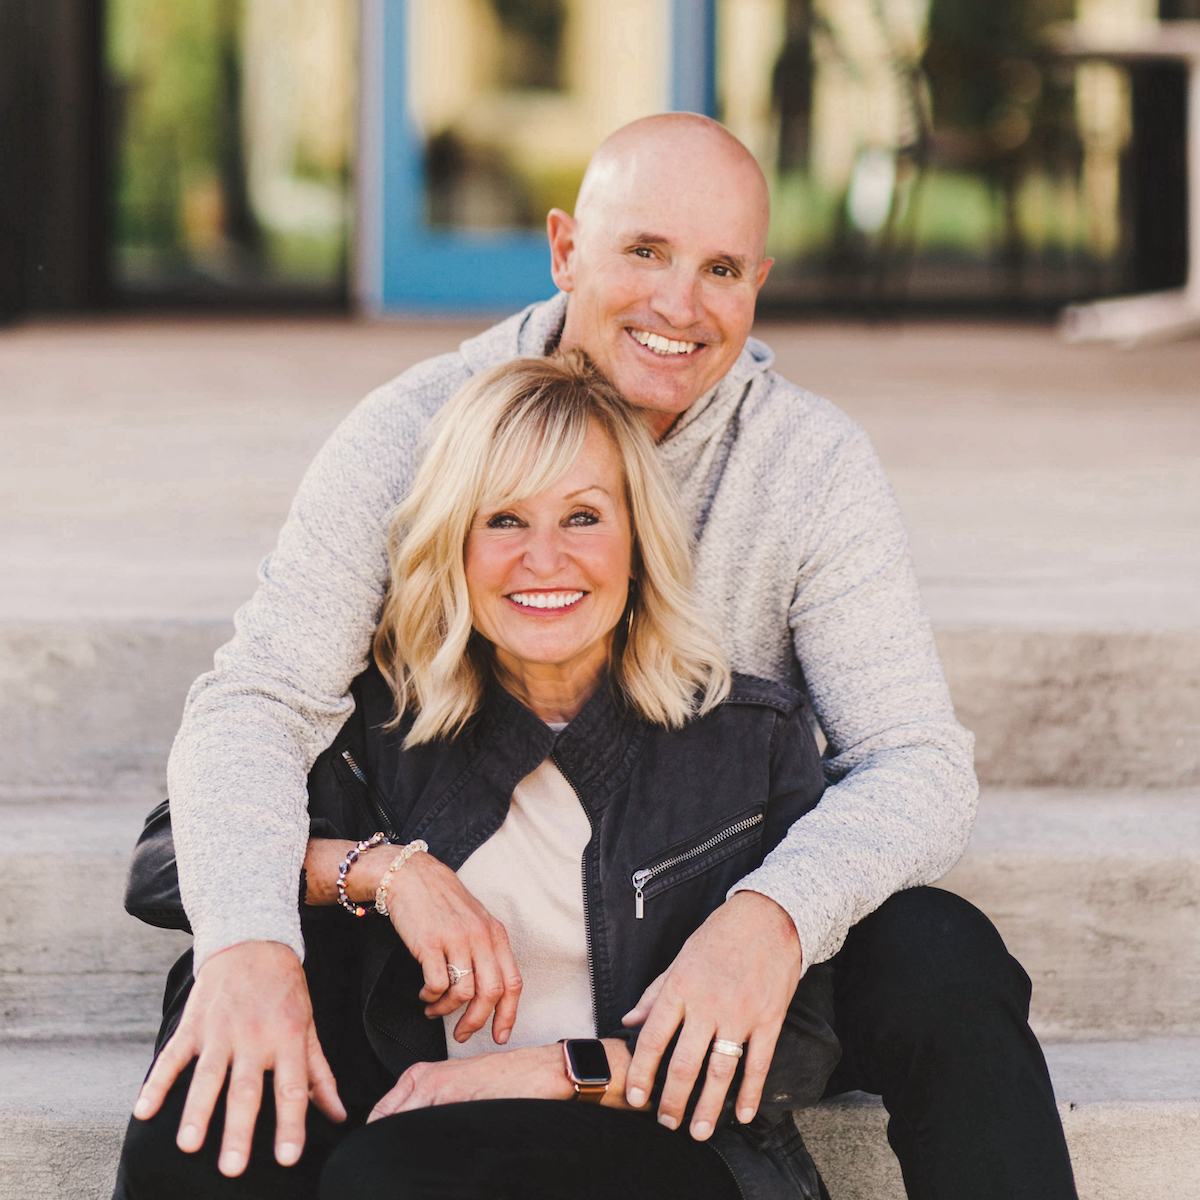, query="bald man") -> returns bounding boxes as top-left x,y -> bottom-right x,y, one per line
121,116 -> 1076,1200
